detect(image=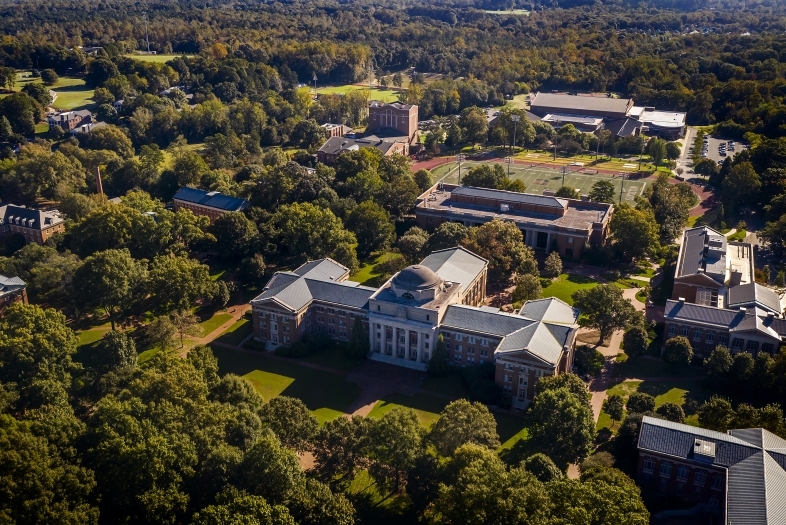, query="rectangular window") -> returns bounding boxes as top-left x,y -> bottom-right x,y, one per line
467,357 -> 475,364
504,374 -> 510,383
693,329 -> 701,341
283,335 -> 290,343
660,462 -> 672,478
445,343 -> 450,350
482,338 -> 488,346
711,475 -> 723,490
480,349 -> 488,357
677,465 -> 689,481
681,327 -> 689,337
746,340 -> 759,352
317,306 -> 324,312
338,310 -> 346,317
328,308 -> 335,315
425,343 -> 430,349
454,354 -> 462,362
329,319 -> 335,325
732,338 -> 744,350
668,325 -> 676,336
643,458 -> 655,474
467,347 -> 475,354
339,320 -> 346,327
518,389 -> 527,399
762,343 -> 774,354
694,471 -> 706,486
426,315 -> 430,321
709,497 -> 719,507
719,334 -> 728,345
469,336 -> 476,344
329,328 -> 335,335
455,334 -> 463,342
705,333 -> 714,342
317,317 -> 323,323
